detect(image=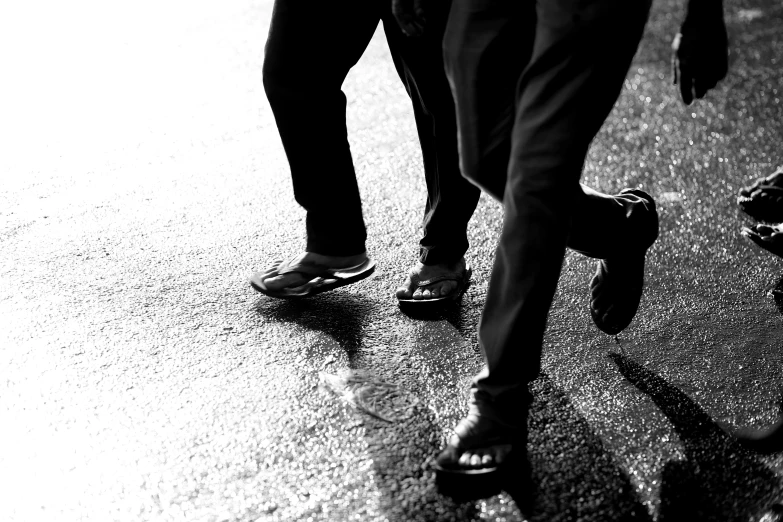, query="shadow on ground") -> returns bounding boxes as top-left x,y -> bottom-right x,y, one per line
254,293 -> 482,521
251,295 -> 783,520
397,288 -> 479,338
500,374 -> 653,522
610,353 -> 782,522
254,293 -> 376,367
